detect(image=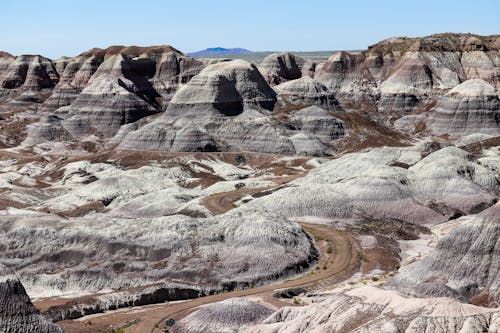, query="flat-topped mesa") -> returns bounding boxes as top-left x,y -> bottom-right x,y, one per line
259,52 -> 312,85
0,264 -> 65,333
425,79 -> 500,136
313,33 -> 500,116
274,76 -> 341,111
166,59 -> 277,119
367,33 -> 500,54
